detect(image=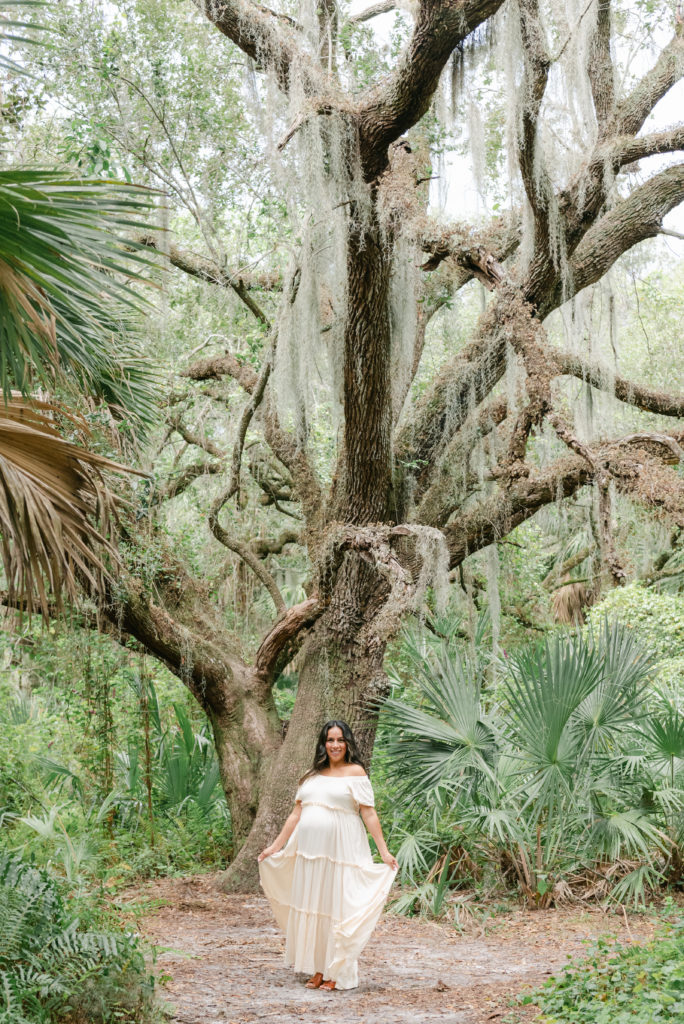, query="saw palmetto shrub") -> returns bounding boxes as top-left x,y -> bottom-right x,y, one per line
379,619 -> 684,912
